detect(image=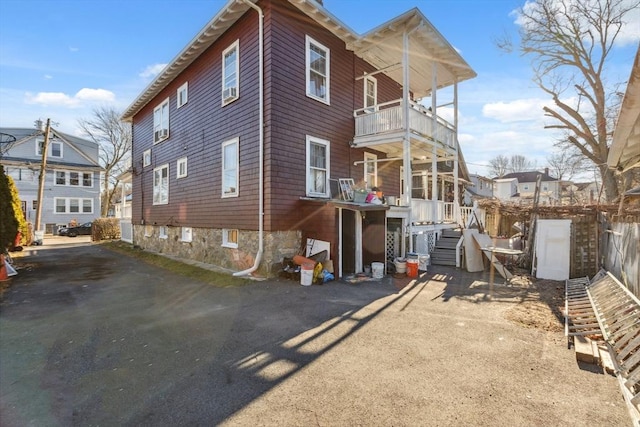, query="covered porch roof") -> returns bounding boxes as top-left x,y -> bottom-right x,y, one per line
608,46 -> 640,173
